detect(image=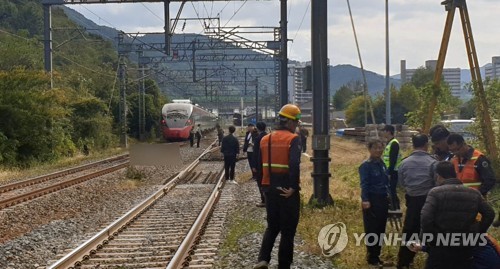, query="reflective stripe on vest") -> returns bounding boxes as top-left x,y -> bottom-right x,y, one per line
451,149 -> 483,190
383,138 -> 402,170
260,130 -> 297,186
